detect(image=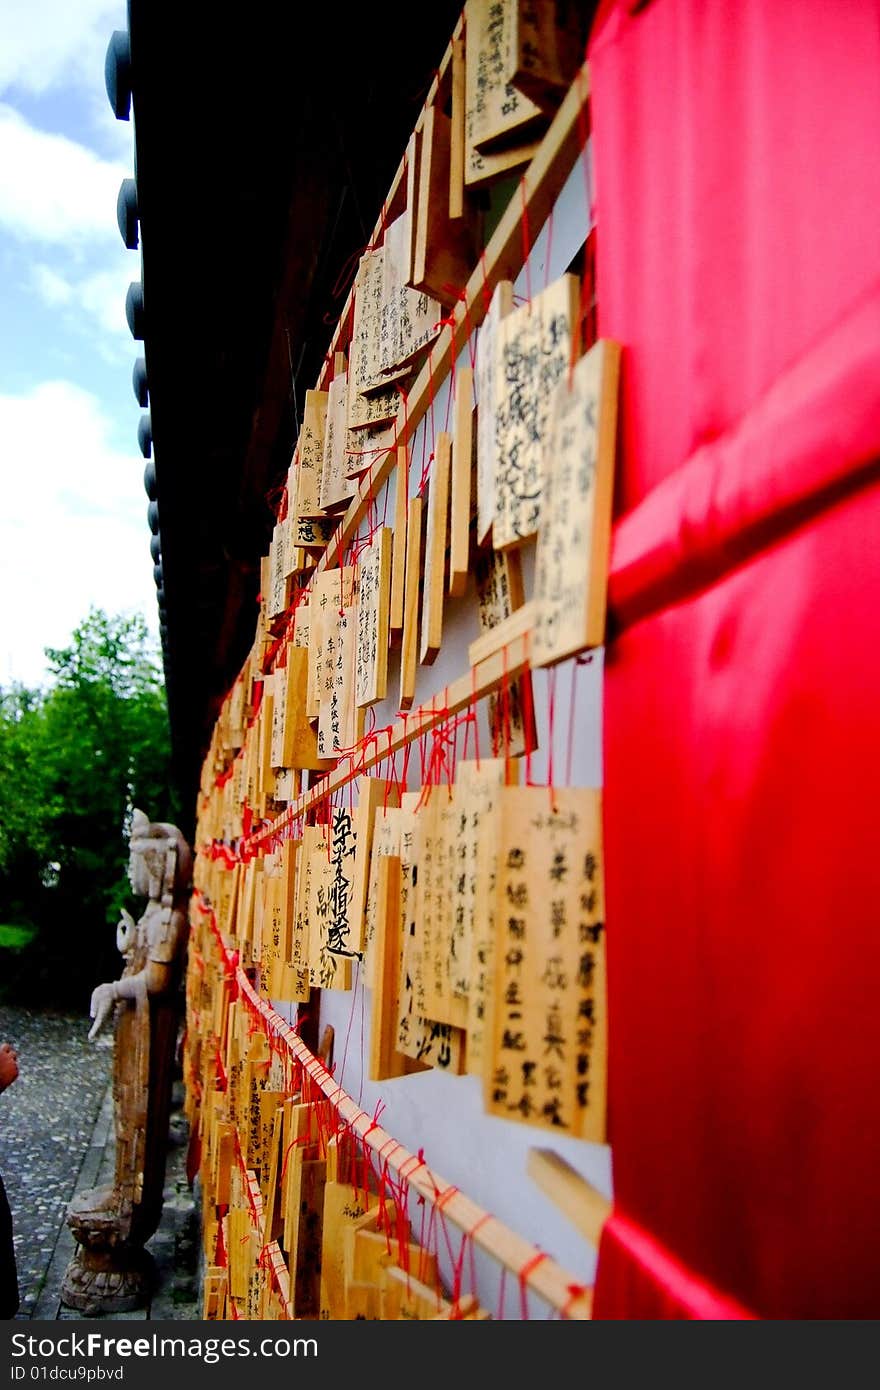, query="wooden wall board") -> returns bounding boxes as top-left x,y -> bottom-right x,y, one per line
532,339 -> 621,666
